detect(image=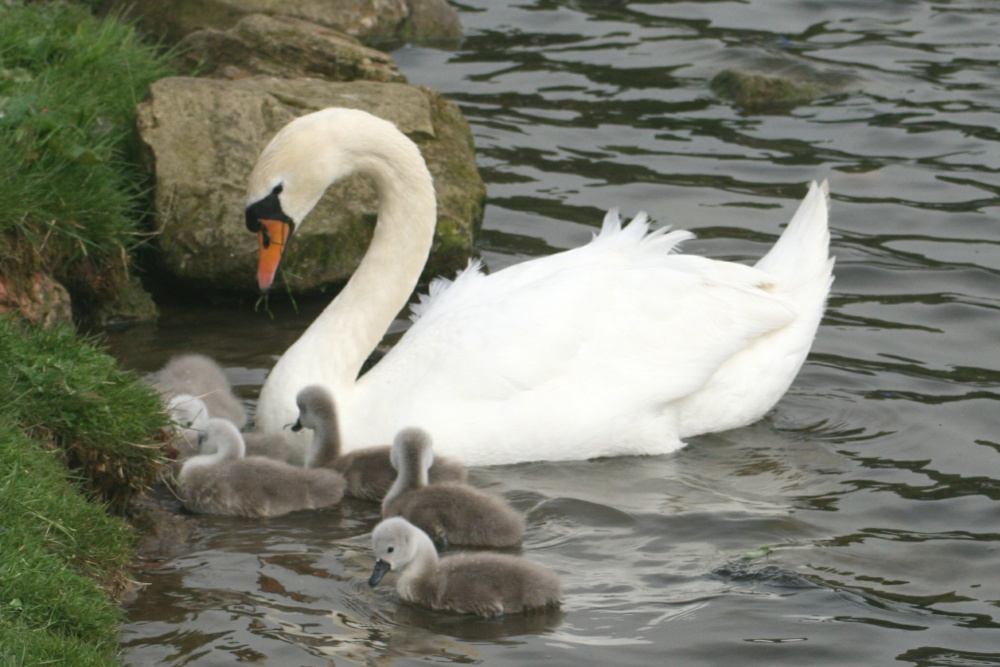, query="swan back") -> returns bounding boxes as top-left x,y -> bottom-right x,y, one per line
369,517 -> 560,617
